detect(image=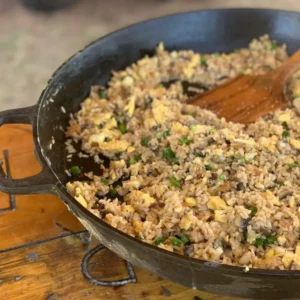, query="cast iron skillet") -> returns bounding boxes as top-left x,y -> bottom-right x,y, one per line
1,8 -> 300,299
